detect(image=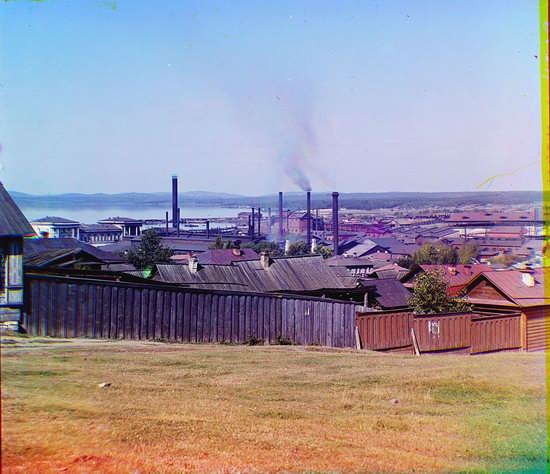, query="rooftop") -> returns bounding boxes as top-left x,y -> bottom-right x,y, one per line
0,182 -> 35,237
32,216 -> 80,224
